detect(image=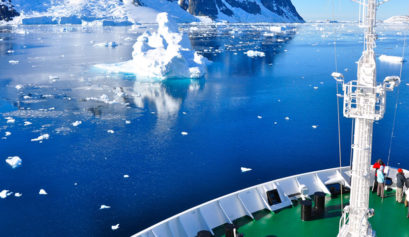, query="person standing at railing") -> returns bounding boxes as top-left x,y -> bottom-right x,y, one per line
396,169 -> 406,203
376,165 -> 385,198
